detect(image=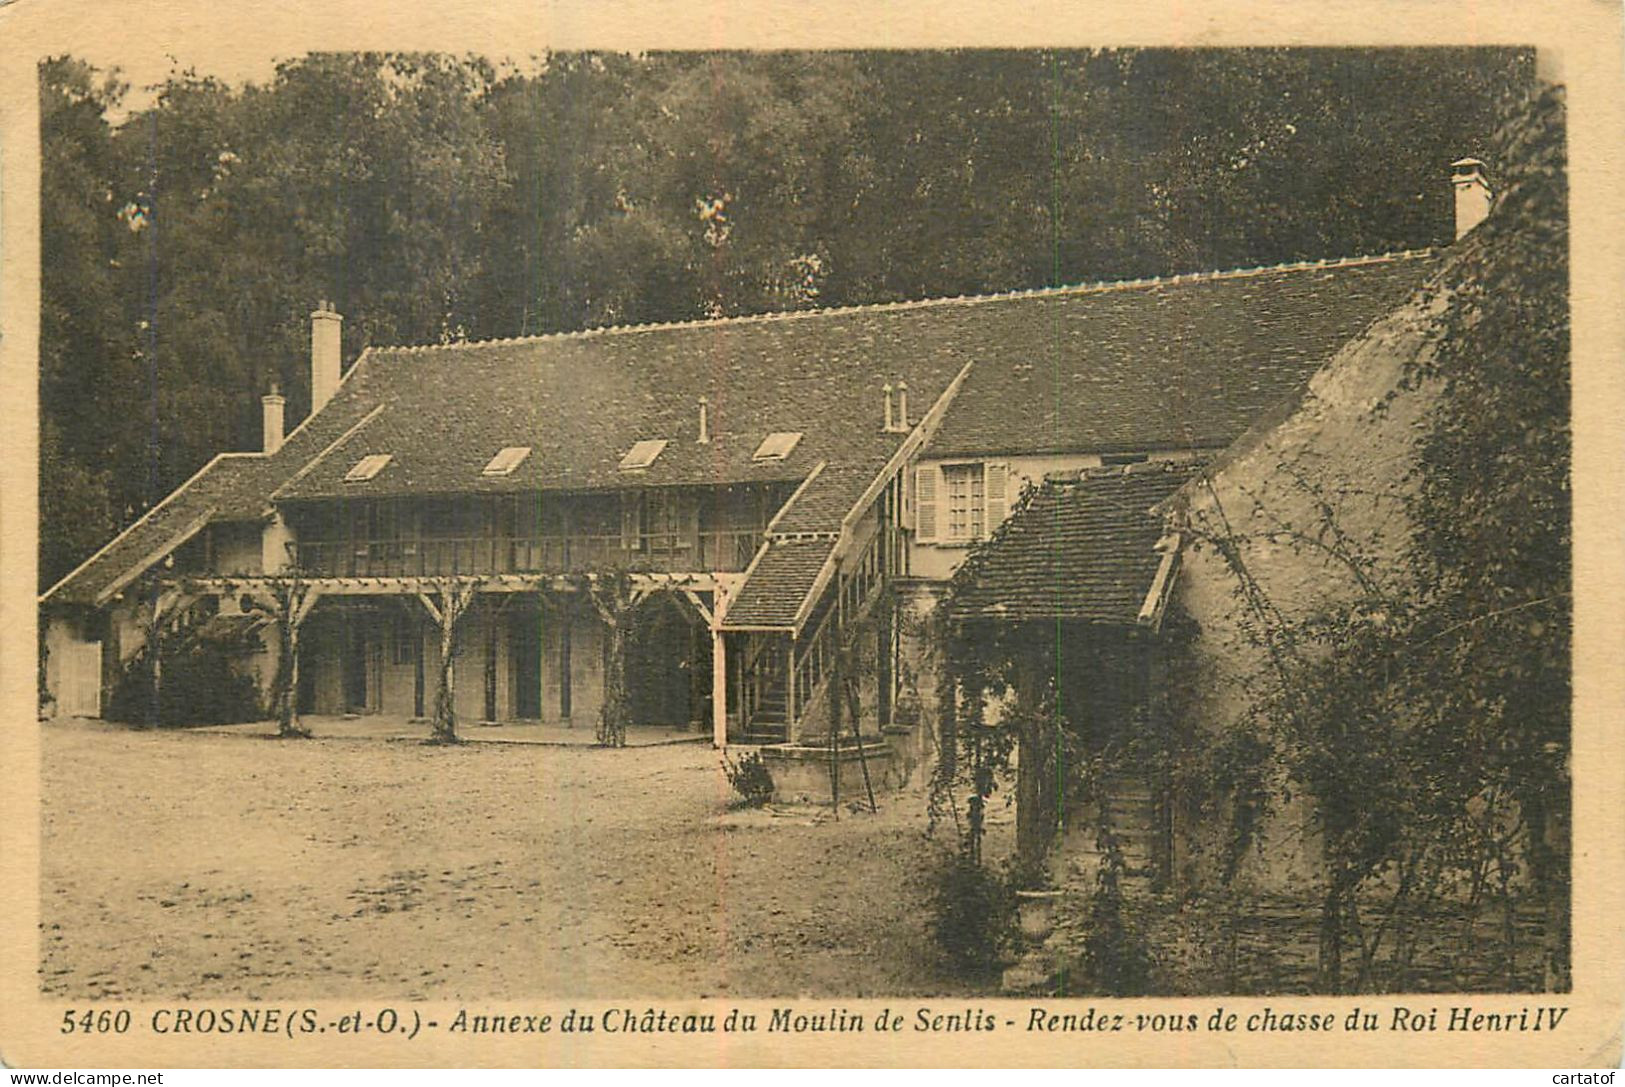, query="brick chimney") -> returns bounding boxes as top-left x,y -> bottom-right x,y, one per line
697,396 -> 710,444
310,300 -> 344,416
1451,158 -> 1493,240
262,382 -> 285,454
